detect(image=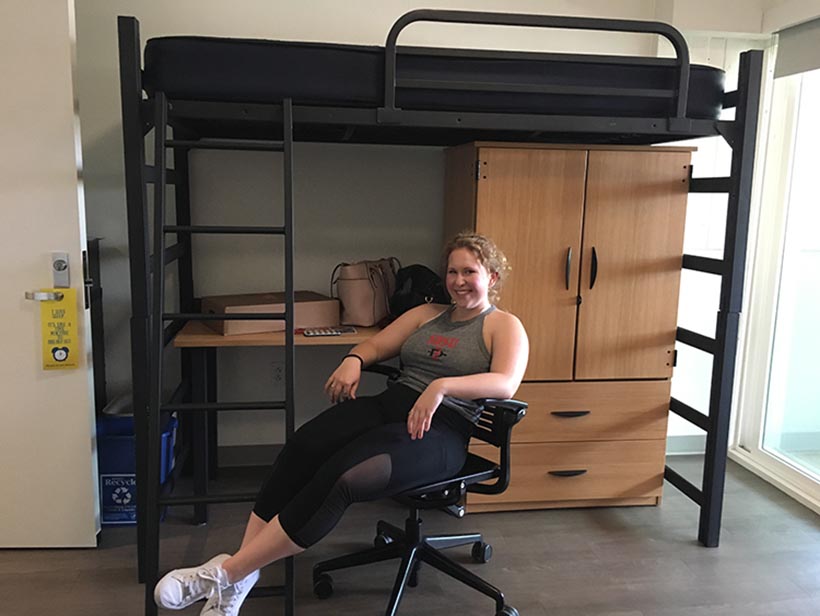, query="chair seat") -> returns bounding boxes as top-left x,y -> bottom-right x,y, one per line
400,453 -> 498,499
